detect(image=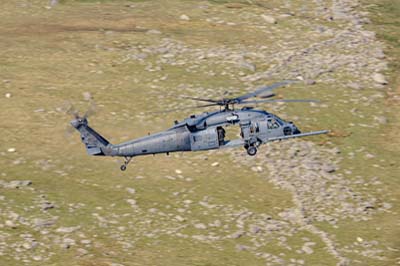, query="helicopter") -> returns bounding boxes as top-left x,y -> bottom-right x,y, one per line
70,81 -> 328,171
